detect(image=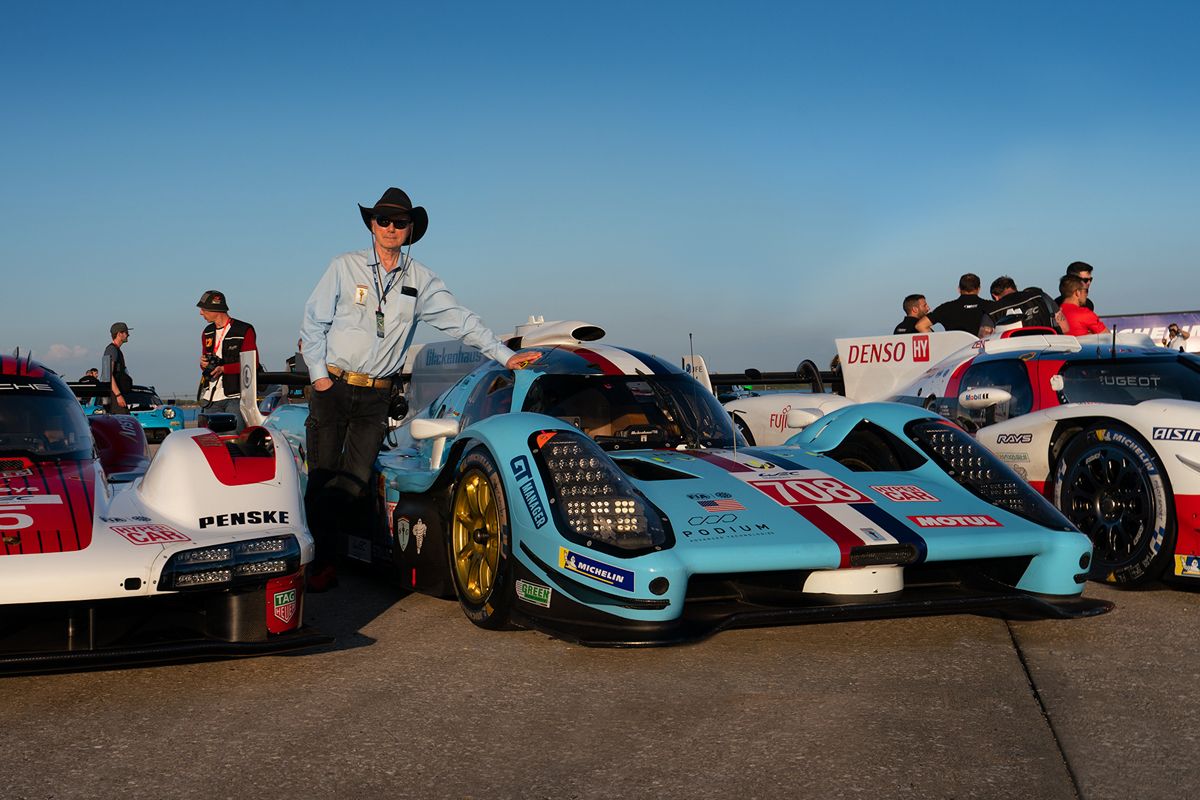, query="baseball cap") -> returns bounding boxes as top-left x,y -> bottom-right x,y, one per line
110,322 -> 132,337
